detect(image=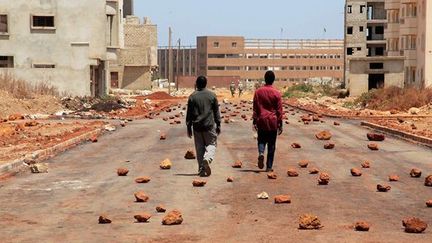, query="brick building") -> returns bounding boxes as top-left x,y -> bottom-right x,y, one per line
345,0 -> 432,96
158,36 -> 344,88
